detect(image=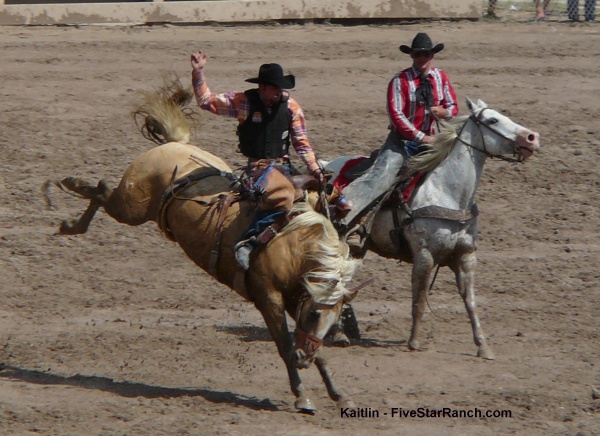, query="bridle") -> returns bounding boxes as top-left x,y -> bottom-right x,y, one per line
294,292 -> 324,360
454,108 -> 524,164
